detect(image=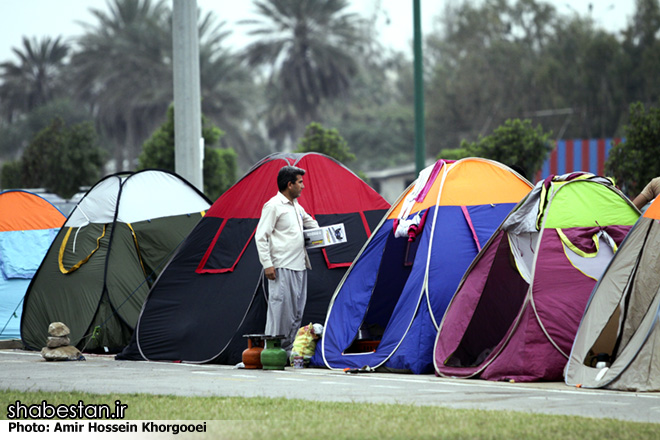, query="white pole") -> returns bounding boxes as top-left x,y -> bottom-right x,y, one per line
172,0 -> 203,191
